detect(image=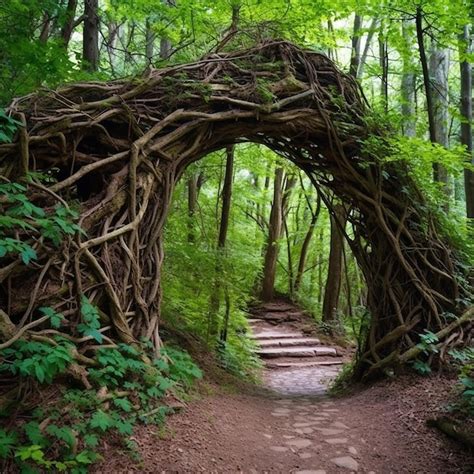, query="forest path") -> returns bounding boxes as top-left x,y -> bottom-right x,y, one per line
97,303 -> 468,473
247,300 -> 345,397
